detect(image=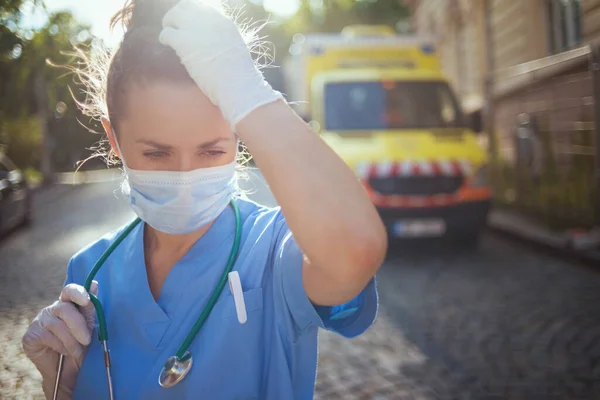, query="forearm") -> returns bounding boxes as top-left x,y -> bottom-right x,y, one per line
237,101 -> 387,289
